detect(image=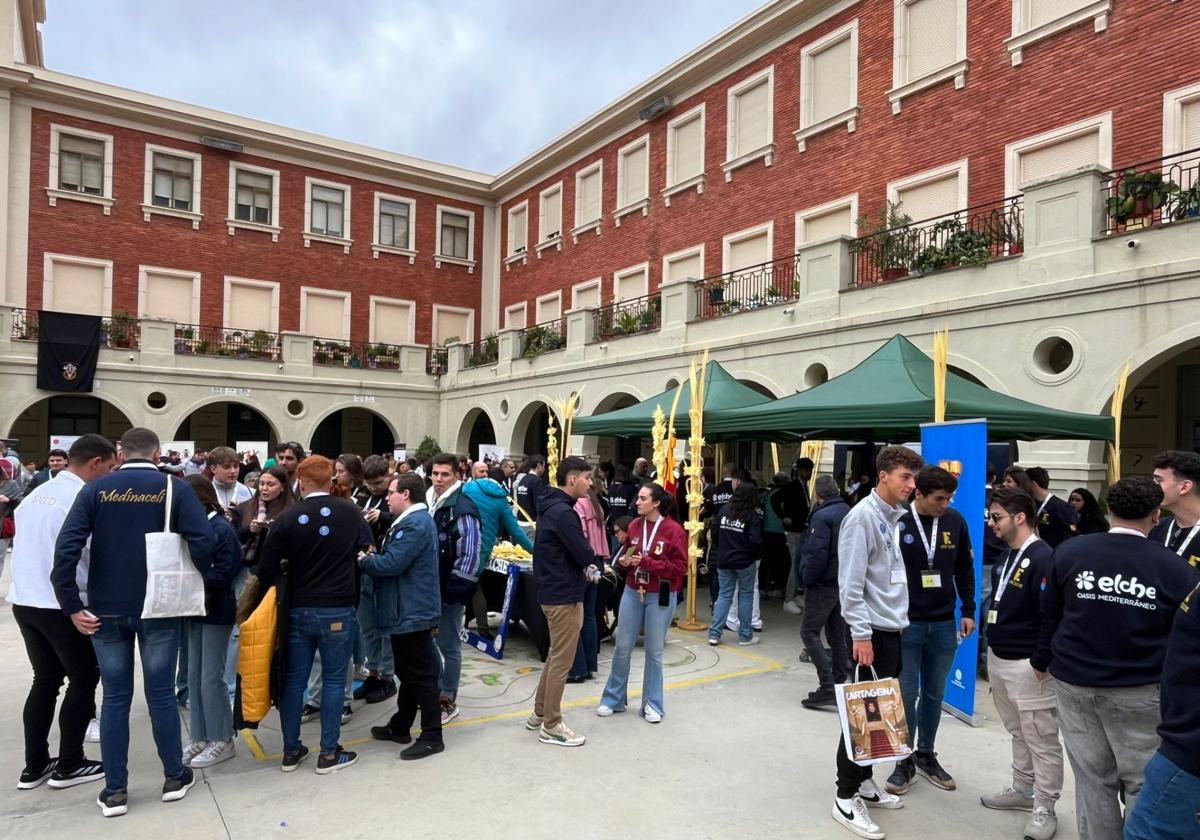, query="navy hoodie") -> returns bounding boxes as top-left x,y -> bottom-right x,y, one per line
54,461 -> 215,617
1035,493 -> 1079,548
710,504 -> 763,571
800,497 -> 849,587
1156,581 -> 1200,776
987,538 -> 1053,660
532,487 -> 596,605
899,506 -> 975,623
